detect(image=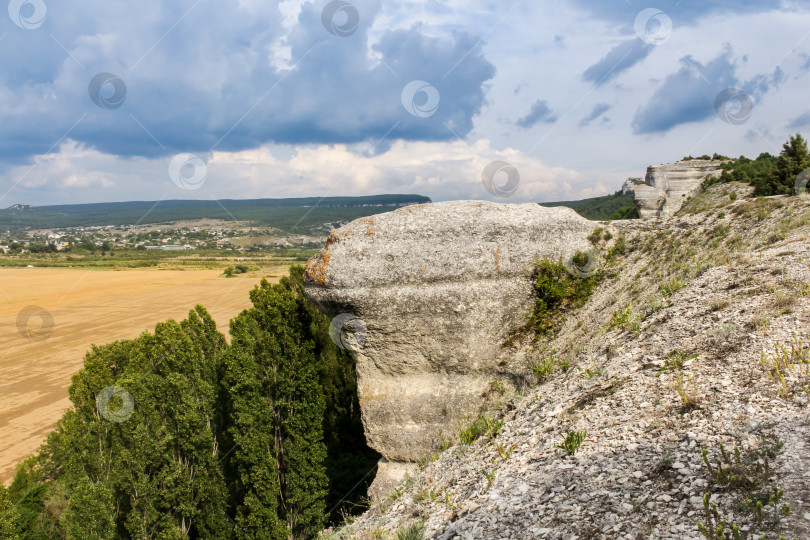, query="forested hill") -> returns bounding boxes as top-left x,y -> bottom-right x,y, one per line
0,195 -> 431,231
539,190 -> 638,221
